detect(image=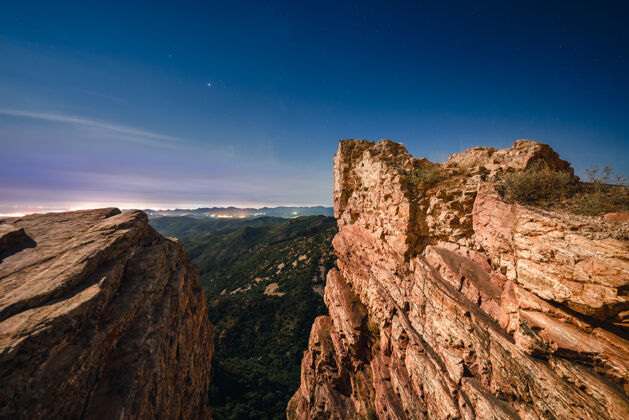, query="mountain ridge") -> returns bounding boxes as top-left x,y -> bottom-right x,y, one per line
289,139 -> 629,419
143,206 -> 333,219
